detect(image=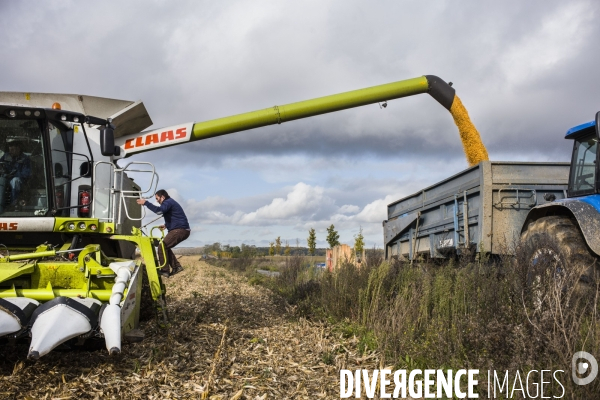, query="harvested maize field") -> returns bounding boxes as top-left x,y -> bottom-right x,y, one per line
0,256 -> 382,399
